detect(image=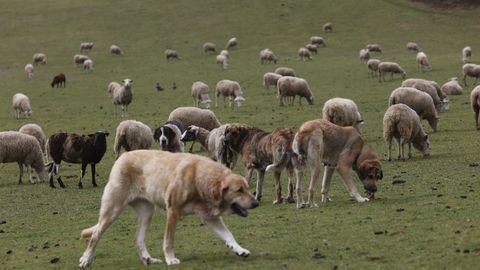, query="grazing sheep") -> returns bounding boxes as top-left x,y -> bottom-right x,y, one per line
275,67 -> 297,77
402,78 -> 448,111
463,46 -> 472,64
322,97 -> 364,133
220,49 -> 230,59
305,44 -> 318,55
298,47 -> 312,61
259,48 -> 278,64
359,49 -> 370,63
107,81 -> 121,95
277,76 -> 314,106
12,93 -> 32,119
83,59 -> 94,72
110,44 -> 124,55
263,72 -> 283,93
310,36 -> 326,47
406,42 -> 420,52
378,61 -> 407,82
153,120 -> 184,153
51,73 -> 66,88
47,131 -> 109,188
471,85 -> 480,130
191,81 -> 212,109
463,63 -> 480,86
165,49 -> 181,61
215,80 -> 245,108
441,78 -> 463,96
74,54 -> 89,65
33,53 -> 47,65
383,104 -> 430,161
367,44 -> 382,53
323,22 -> 333,32
367,59 -> 381,77
19,123 -> 47,163
80,42 -> 94,52
203,42 -> 216,54
114,120 -> 153,160
225,37 -> 238,49
416,52 -> 432,72
0,131 -> 45,184
216,54 -> 228,70
112,79 -> 133,117
388,87 -> 439,132
24,64 -> 34,79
